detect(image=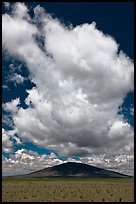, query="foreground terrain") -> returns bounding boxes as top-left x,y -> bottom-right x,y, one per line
2,178 -> 134,202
